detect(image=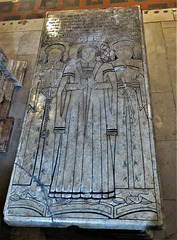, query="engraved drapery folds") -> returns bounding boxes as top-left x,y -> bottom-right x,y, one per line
13,39 -> 153,198
112,39 -> 154,189
50,44 -> 117,199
